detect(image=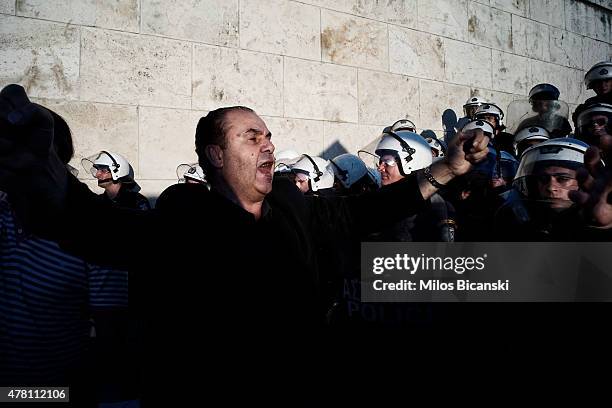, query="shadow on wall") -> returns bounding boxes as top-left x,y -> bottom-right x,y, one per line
442,109 -> 460,144
321,141 -> 349,160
